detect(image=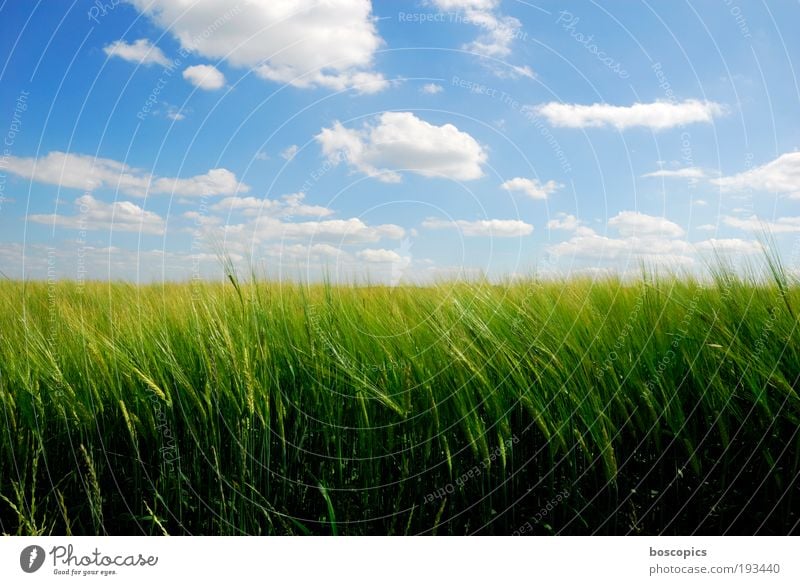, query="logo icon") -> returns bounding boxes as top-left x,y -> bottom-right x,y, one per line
390,238 -> 413,286
20,545 -> 46,573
